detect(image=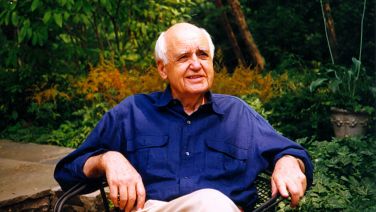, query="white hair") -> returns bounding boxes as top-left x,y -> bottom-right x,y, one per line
154,27 -> 215,64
